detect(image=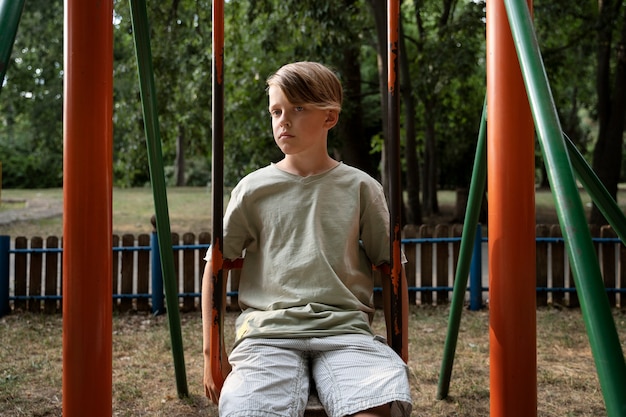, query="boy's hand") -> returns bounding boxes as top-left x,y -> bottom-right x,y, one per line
203,351 -> 231,404
201,258 -> 232,405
